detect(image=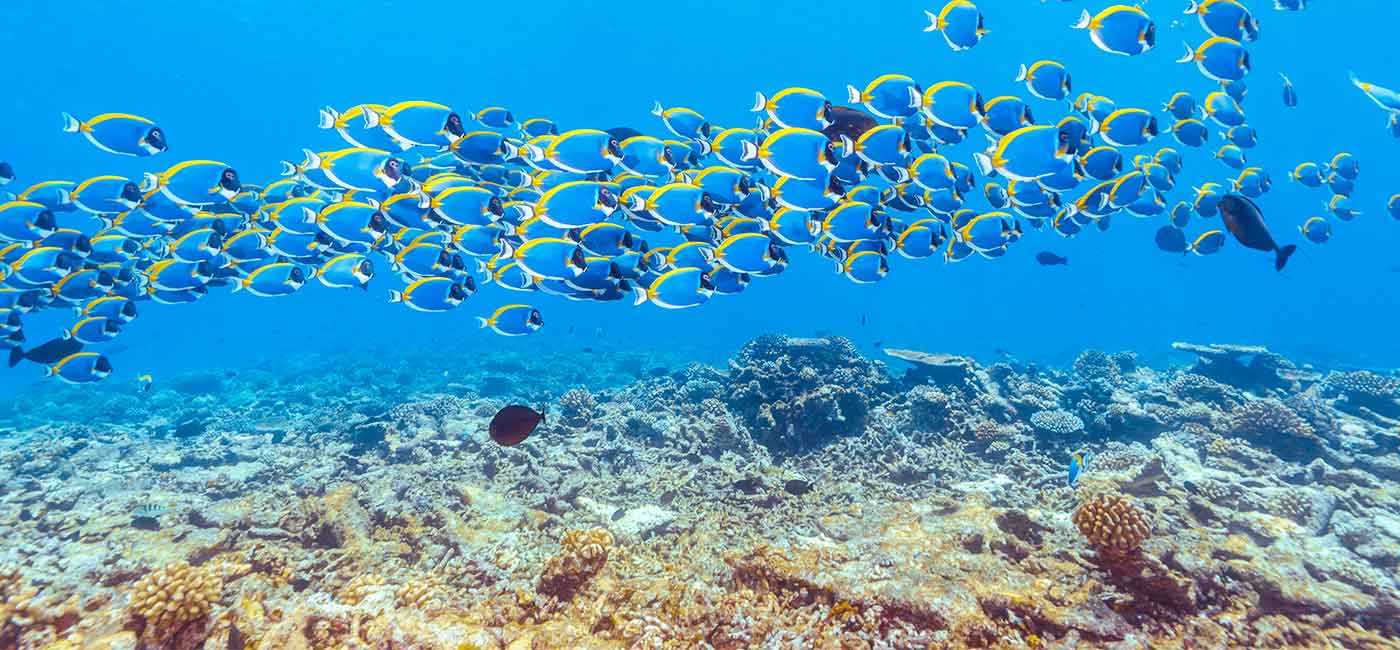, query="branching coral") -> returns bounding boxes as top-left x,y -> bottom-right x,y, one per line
1225,399 -> 1315,441
1073,494 -> 1152,556
338,573 -> 386,606
537,527 -> 614,601
1320,370 -> 1400,418
557,387 -> 598,428
396,577 -> 444,611
1028,409 -> 1084,437
127,562 -> 223,643
1272,489 -> 1314,524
